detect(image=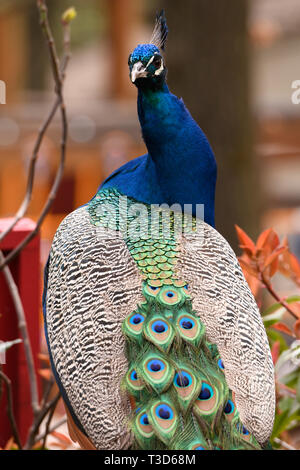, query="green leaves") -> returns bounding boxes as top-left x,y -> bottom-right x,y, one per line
262,296 -> 300,317
271,410 -> 300,443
